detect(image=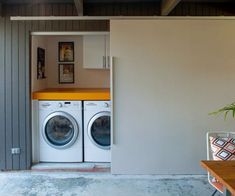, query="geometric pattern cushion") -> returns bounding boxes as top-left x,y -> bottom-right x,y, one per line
209,137 -> 235,160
